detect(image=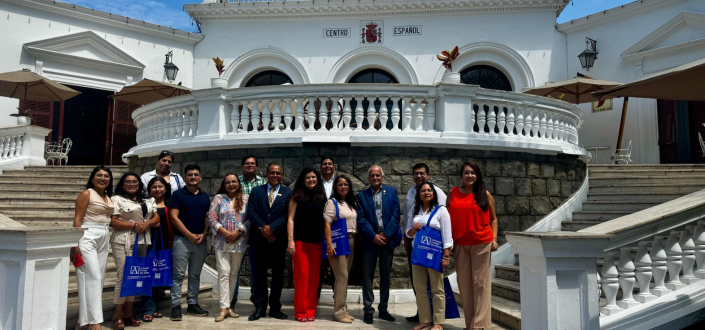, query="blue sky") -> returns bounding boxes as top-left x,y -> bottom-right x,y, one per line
64,0 -> 636,32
